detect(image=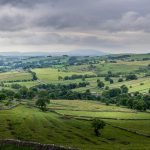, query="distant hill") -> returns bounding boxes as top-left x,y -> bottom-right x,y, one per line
106,53 -> 150,60
52,49 -> 107,56
0,52 -> 49,57
0,50 -> 107,57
